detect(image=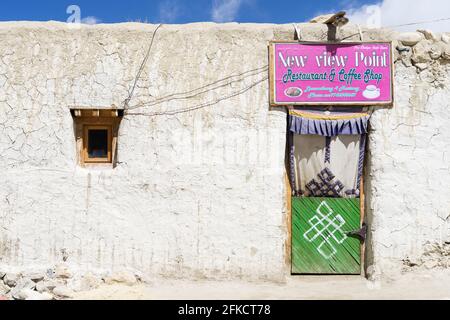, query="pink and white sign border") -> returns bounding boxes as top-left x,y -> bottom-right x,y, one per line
269,41 -> 394,107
